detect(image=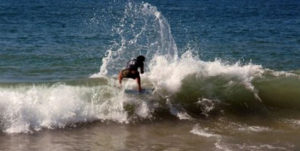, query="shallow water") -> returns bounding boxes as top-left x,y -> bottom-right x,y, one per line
1,118 -> 300,151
